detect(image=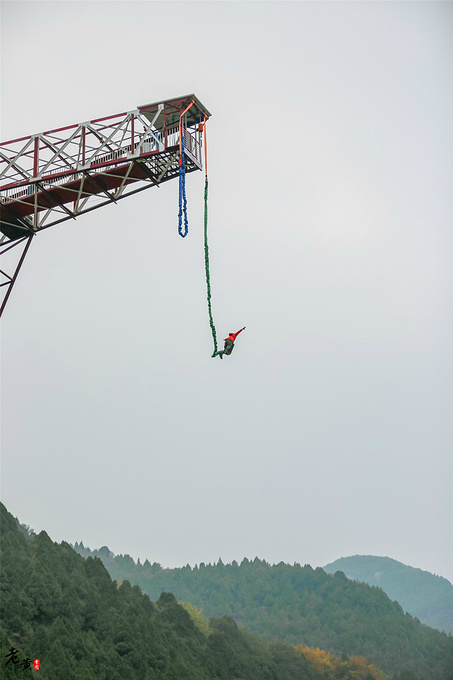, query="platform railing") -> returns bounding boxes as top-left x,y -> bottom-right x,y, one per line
0,123 -> 202,204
